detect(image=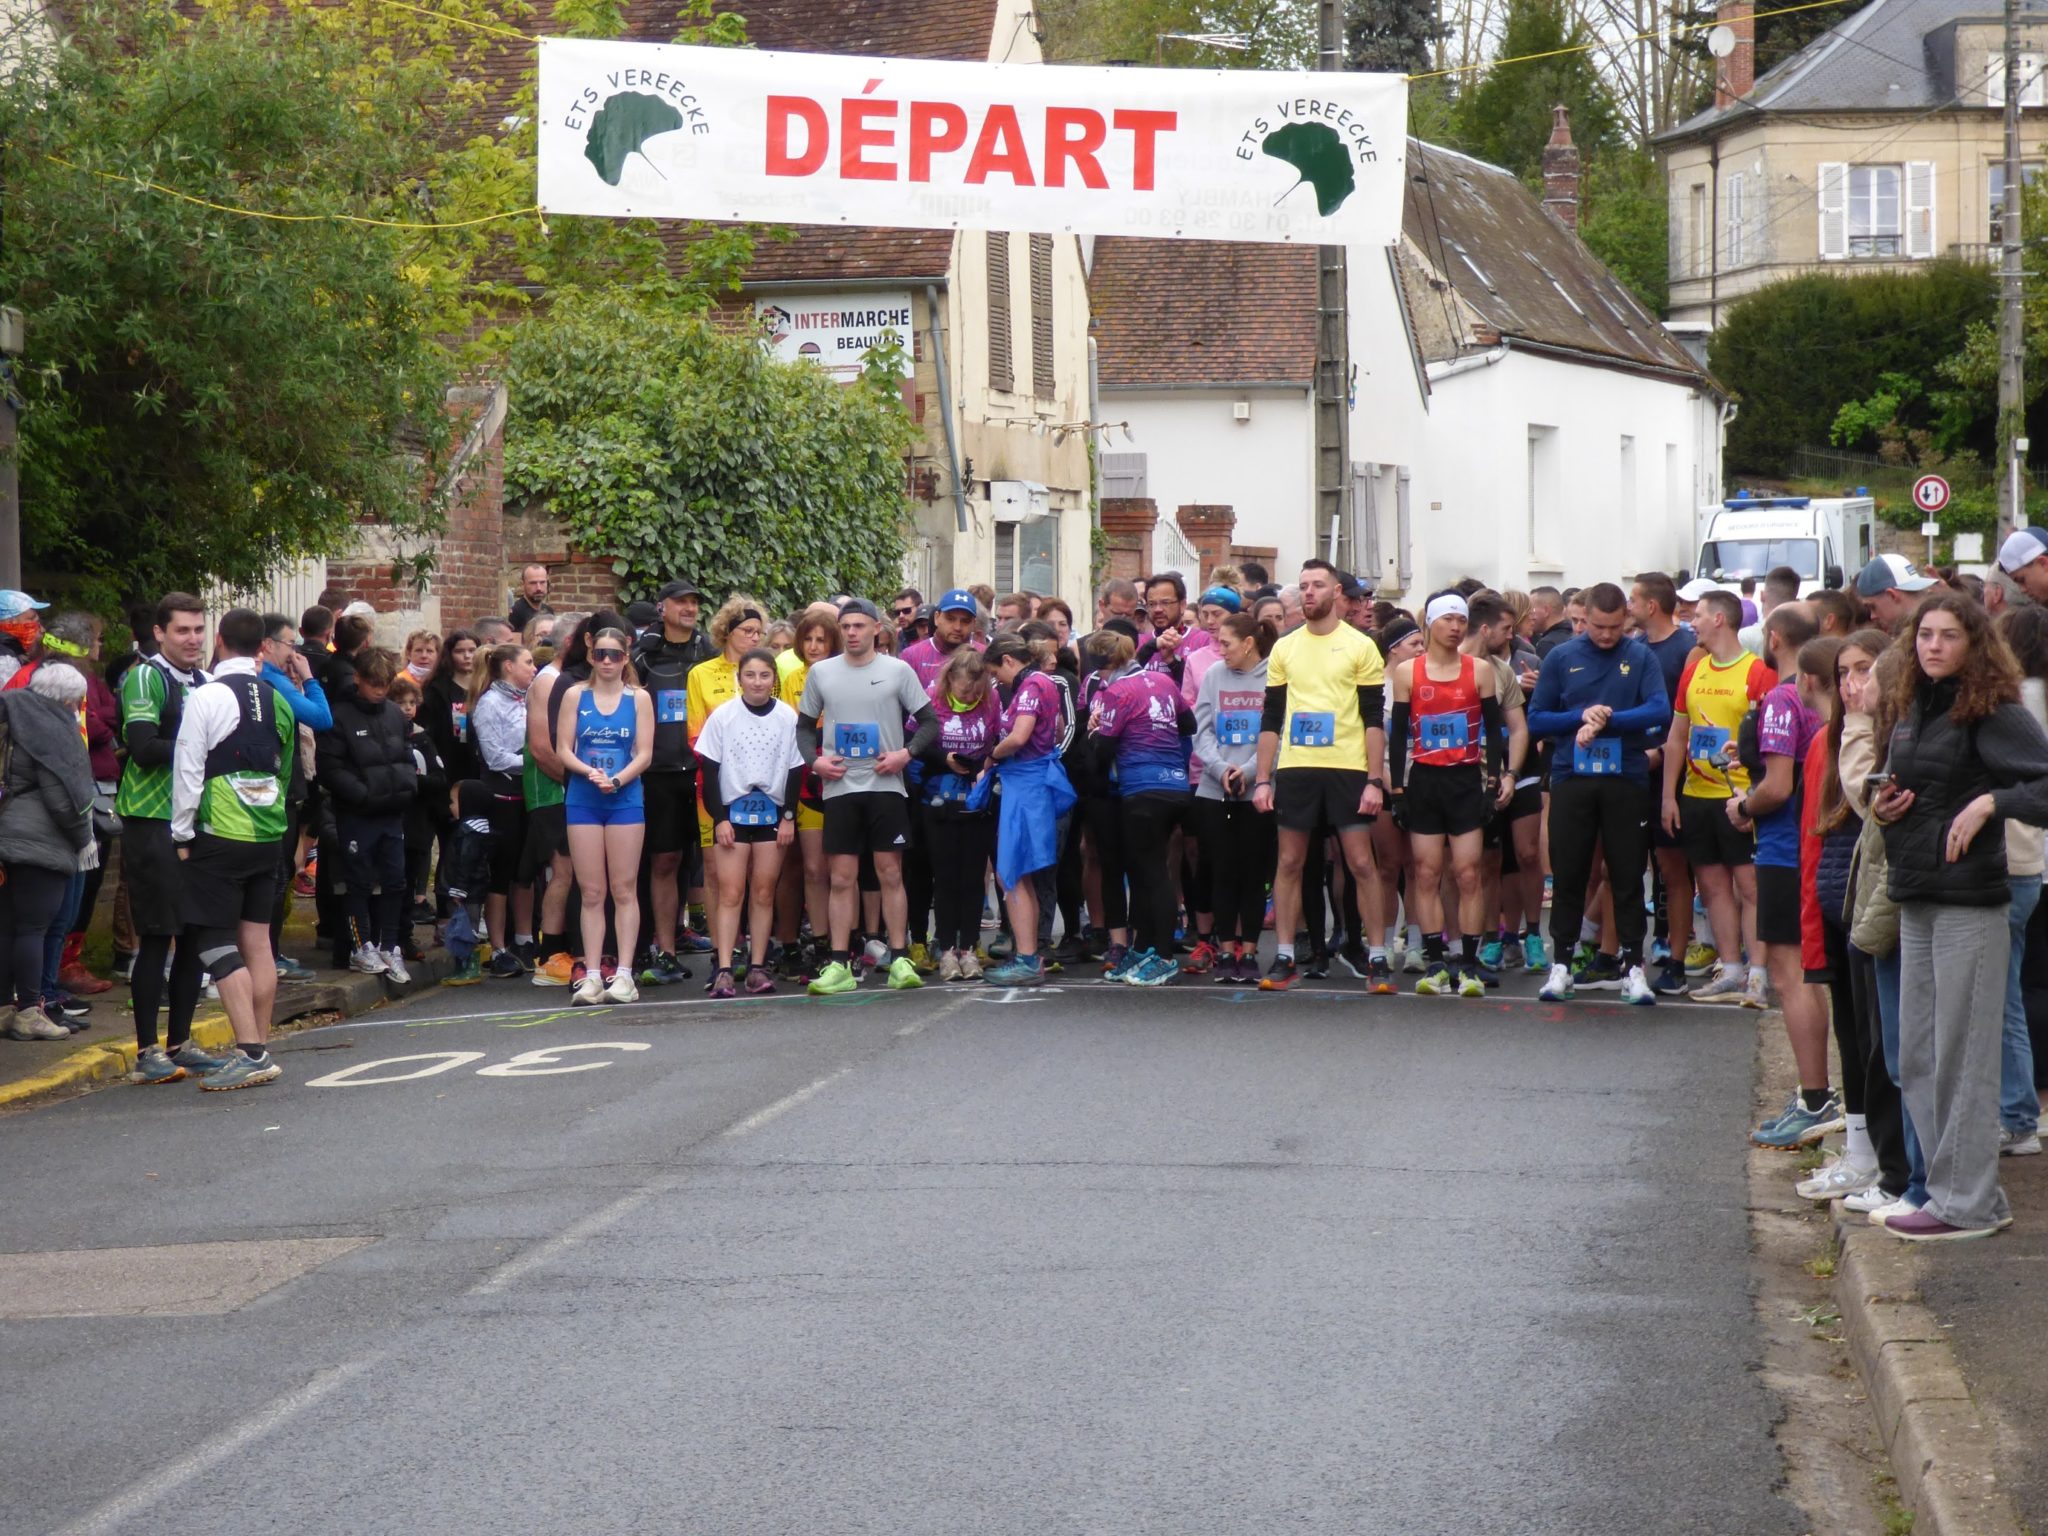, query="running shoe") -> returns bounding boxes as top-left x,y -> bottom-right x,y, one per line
170,1041 -> 232,1074
908,942 -> 939,974
1521,933 -> 1549,972
605,971 -> 640,1004
200,1052 -> 281,1092
130,1047 -> 186,1085
1403,946 -> 1426,975
1183,940 -> 1217,975
986,933 -> 1016,961
1885,1210 -> 2002,1243
410,900 -> 436,927
5,1005 -> 66,1040
1620,966 -> 1657,1006
1740,968 -> 1772,1010
1752,1093 -> 1844,1150
292,868 -> 316,899
807,961 -> 859,996
1574,952 -> 1623,991
937,949 -> 962,983
1259,955 -> 1299,991
486,949 -> 525,980
744,966 -> 776,995
985,955 -> 1046,986
1333,942 -> 1367,979
1841,1185 -> 1898,1215
1689,965 -> 1748,1003
515,940 -> 538,974
639,949 -> 690,987
1753,1088 -> 1800,1140
2001,1127 -> 2044,1157
886,956 -> 924,990
1868,1197 -> 1923,1227
1101,944 -> 1136,982
572,975 -> 607,1006
957,948 -> 985,982
111,949 -> 137,982
274,955 -> 315,982
382,948 -> 412,986
1129,951 -> 1180,987
1466,956 -> 1502,989
532,952 -> 576,987
677,927 -> 715,953
441,953 -> 484,986
1414,965 -> 1454,996
1798,1159 -> 1878,1202
1456,969 -> 1485,998
1683,942 -> 1719,977
1367,956 -> 1399,995
53,993 -> 90,1022
862,938 -> 891,972
1212,949 -> 1245,984
1302,950 -> 1331,980
349,944 -> 388,976
1537,963 -> 1575,1002
1651,962 -> 1689,996
1478,938 -> 1505,972
1648,937 -> 1671,965
708,969 -> 737,1000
